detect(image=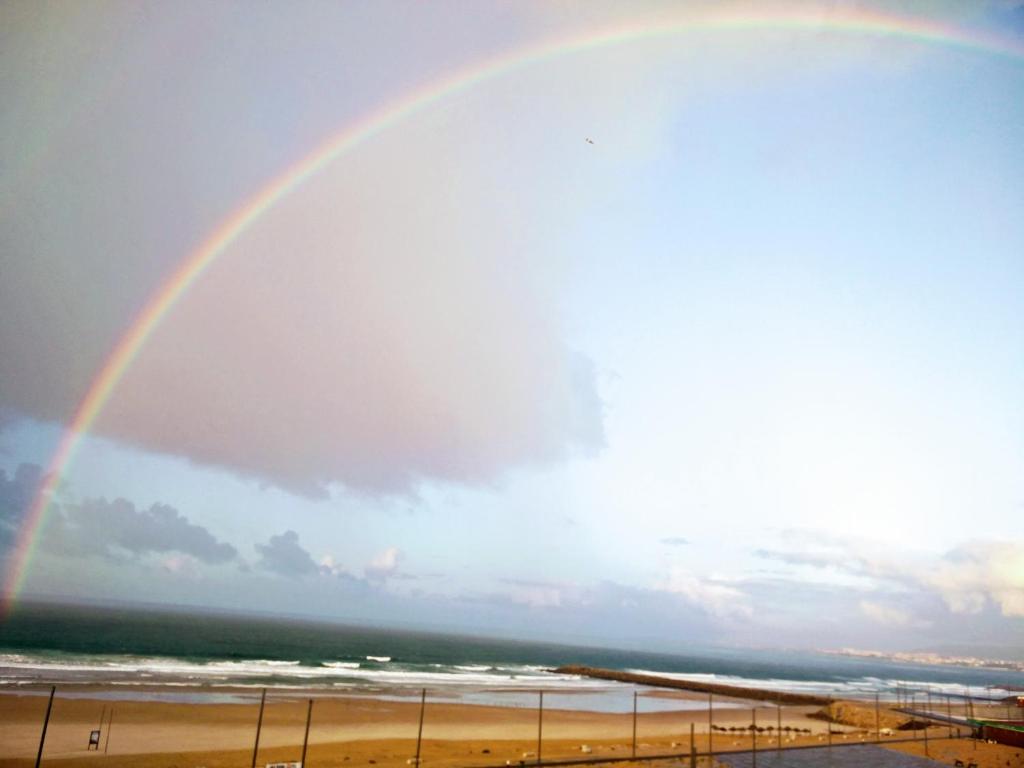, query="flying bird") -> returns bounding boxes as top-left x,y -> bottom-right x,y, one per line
585,137 -> 595,145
